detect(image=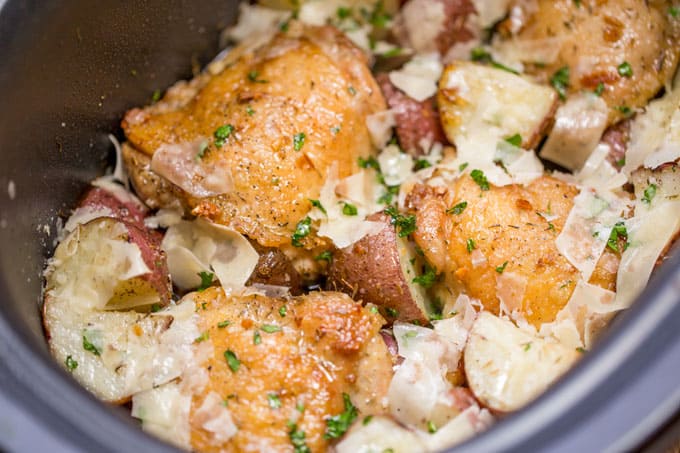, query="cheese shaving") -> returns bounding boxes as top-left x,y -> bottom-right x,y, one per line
389,53 -> 443,102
